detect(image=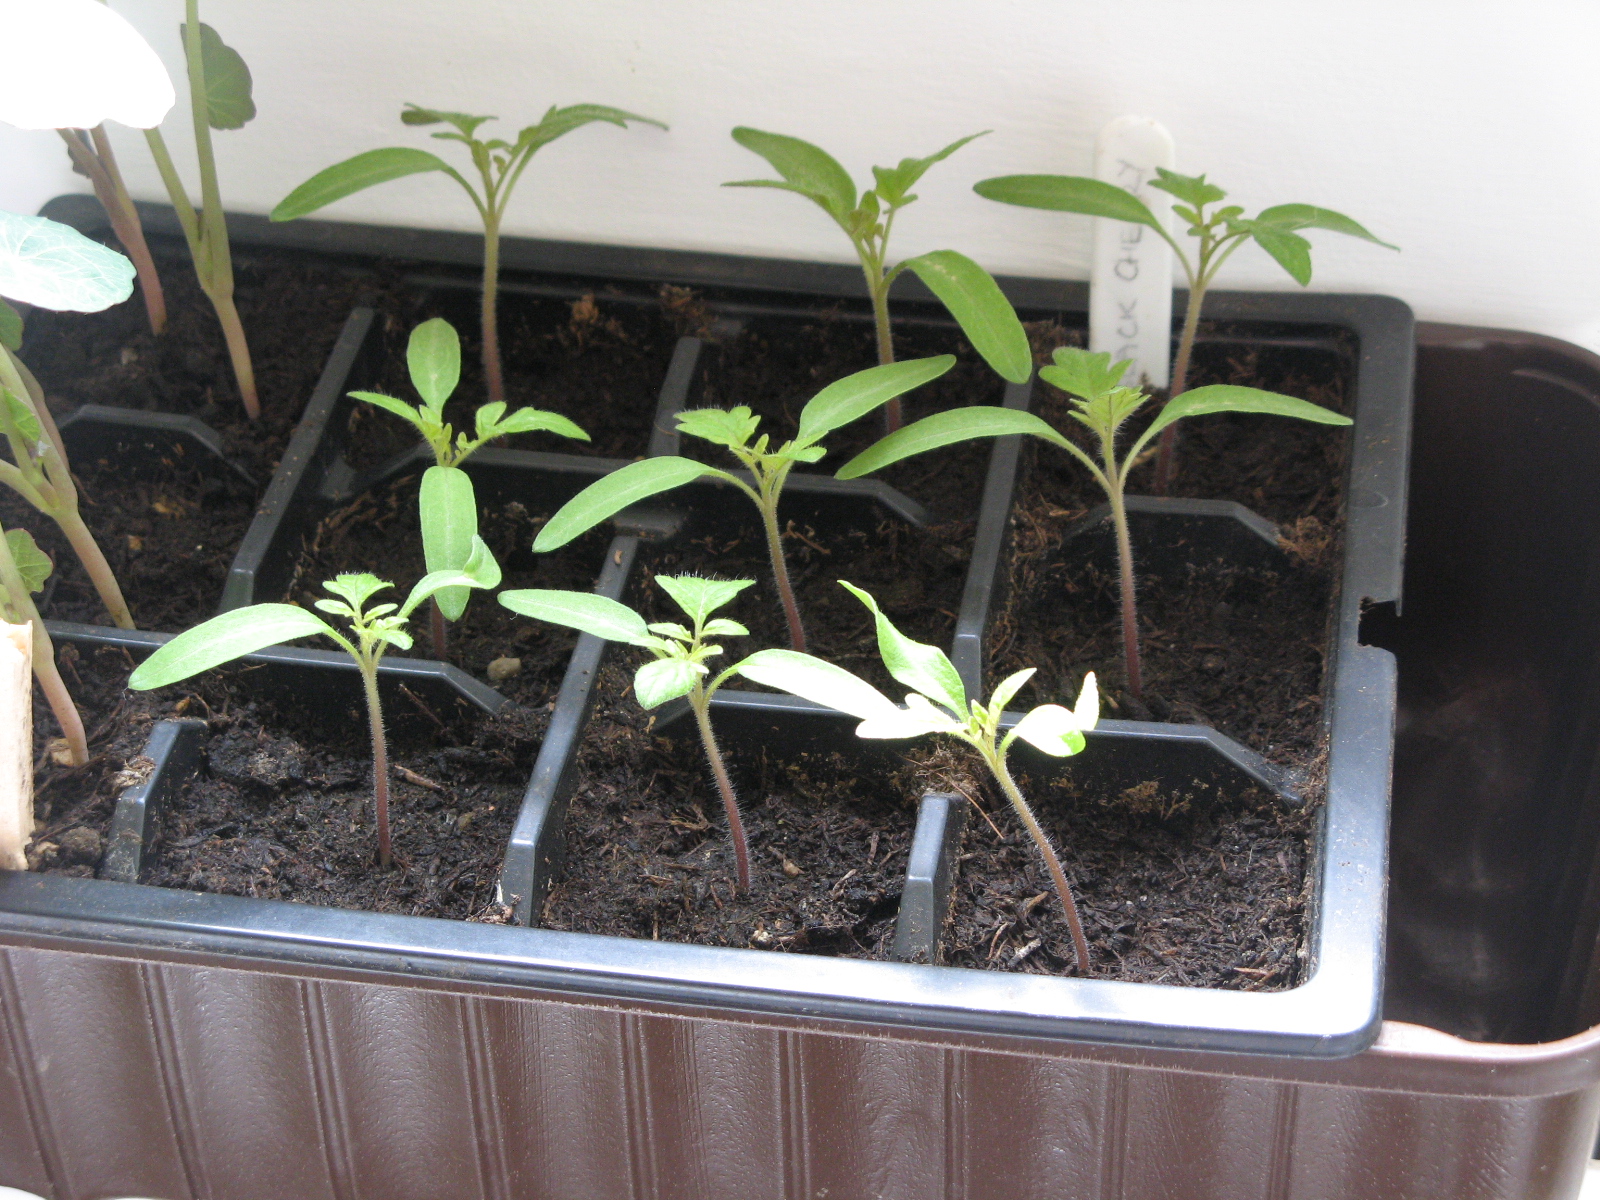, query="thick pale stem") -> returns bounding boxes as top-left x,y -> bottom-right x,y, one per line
360,662 -> 392,867
1108,484 -> 1143,699
759,497 -> 806,652
89,127 -> 167,334
692,686 -> 749,892
53,506 -> 133,629
209,292 -> 258,420
993,750 -> 1089,973
481,216 -> 503,405
1153,272 -> 1207,494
